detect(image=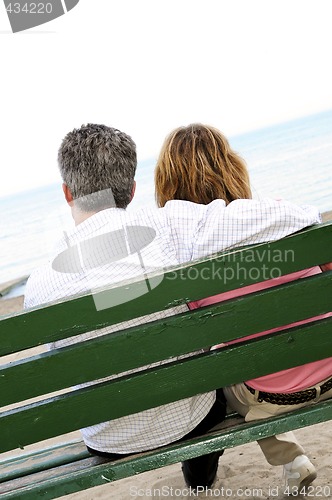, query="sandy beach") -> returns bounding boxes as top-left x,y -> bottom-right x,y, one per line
1,211 -> 331,499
